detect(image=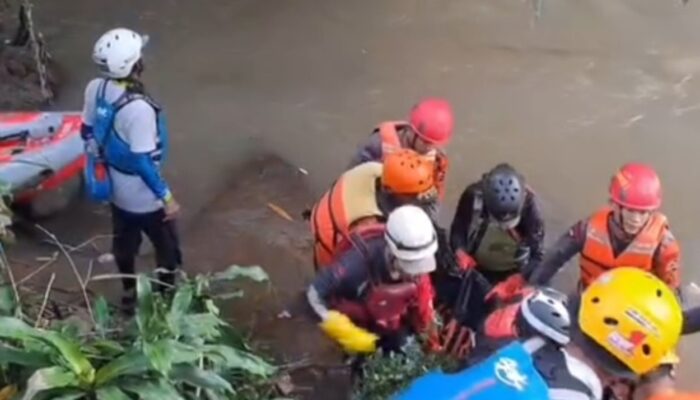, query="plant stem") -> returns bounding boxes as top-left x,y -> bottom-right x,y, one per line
34,224 -> 95,325
34,272 -> 55,328
88,273 -> 175,289
16,253 -> 58,286
0,243 -> 21,313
